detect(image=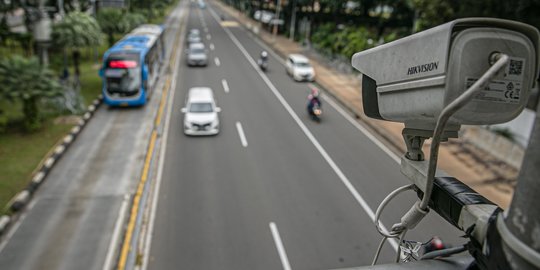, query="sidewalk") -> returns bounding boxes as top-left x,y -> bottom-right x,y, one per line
213,0 -> 518,208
